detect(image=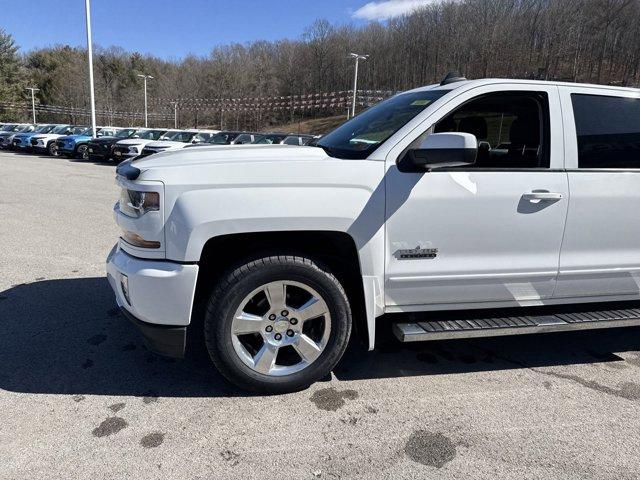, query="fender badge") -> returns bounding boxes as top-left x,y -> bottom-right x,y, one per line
396,246 -> 438,260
